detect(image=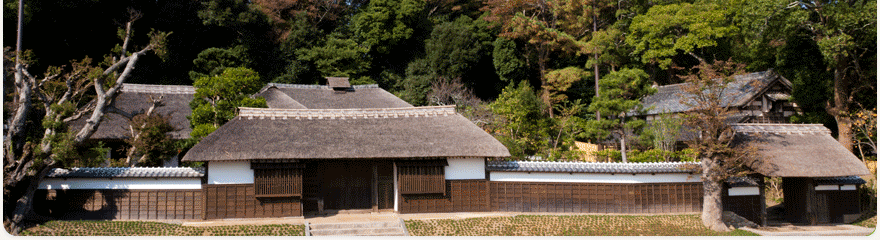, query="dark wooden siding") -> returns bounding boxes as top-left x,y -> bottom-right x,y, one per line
489,182 -> 702,214
34,189 -> 202,220
816,190 -> 861,223
254,168 -> 302,197
399,180 -> 488,213
723,193 -> 764,225
203,184 -> 301,219
399,166 -> 445,194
